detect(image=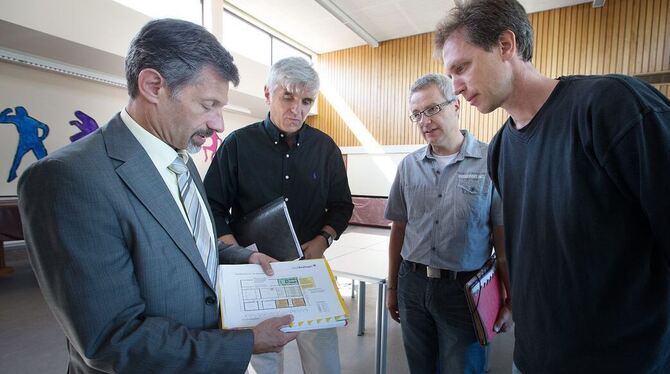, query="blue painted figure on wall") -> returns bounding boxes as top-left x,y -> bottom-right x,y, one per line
69,110 -> 99,142
0,106 -> 50,182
